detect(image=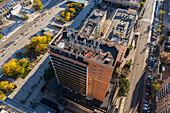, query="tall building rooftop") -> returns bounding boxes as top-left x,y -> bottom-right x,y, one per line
49,27 -> 121,67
